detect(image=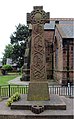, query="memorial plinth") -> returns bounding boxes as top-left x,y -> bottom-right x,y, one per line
27,82 -> 49,101
11,94 -> 66,112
